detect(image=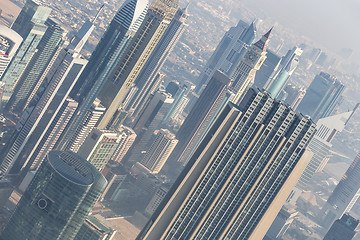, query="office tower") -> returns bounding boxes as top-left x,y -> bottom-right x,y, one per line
137,88 -> 316,240
298,110 -> 355,190
169,70 -> 231,166
145,185 -> 169,217
321,152 -> 360,228
27,98 -> 78,171
133,91 -> 173,134
0,25 -> 23,78
77,128 -> 123,171
96,0 -> 179,129
283,84 -> 306,110
70,0 -> 148,104
61,99 -> 106,153
141,129 -> 178,174
126,5 -> 189,120
230,28 -> 272,103
61,0 -> 148,152
253,49 -> 281,89
1,0 -> 51,101
110,125 -> 137,163
324,214 -> 359,240
267,47 -> 303,98
0,151 -> 107,240
0,178 -> 13,208
197,20 -> 256,90
101,165 -> 128,201
6,18 -> 64,114
127,91 -> 173,164
264,207 -> 298,240
75,215 -> 116,240
183,91 -> 199,115
0,20 -> 92,177
297,72 -> 344,122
